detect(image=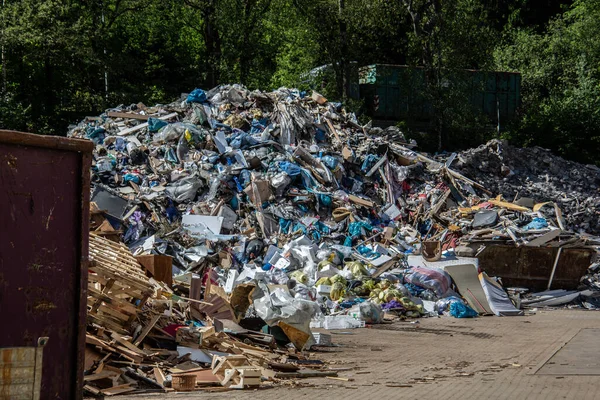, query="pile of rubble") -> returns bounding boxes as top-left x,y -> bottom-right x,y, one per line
454,140 -> 600,235
70,85 -> 600,395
